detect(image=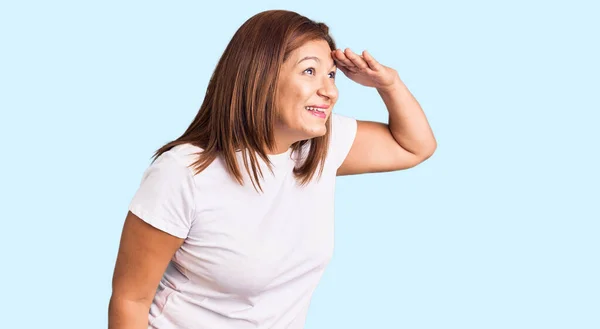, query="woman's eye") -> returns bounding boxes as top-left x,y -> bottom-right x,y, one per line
304,68 -> 336,79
